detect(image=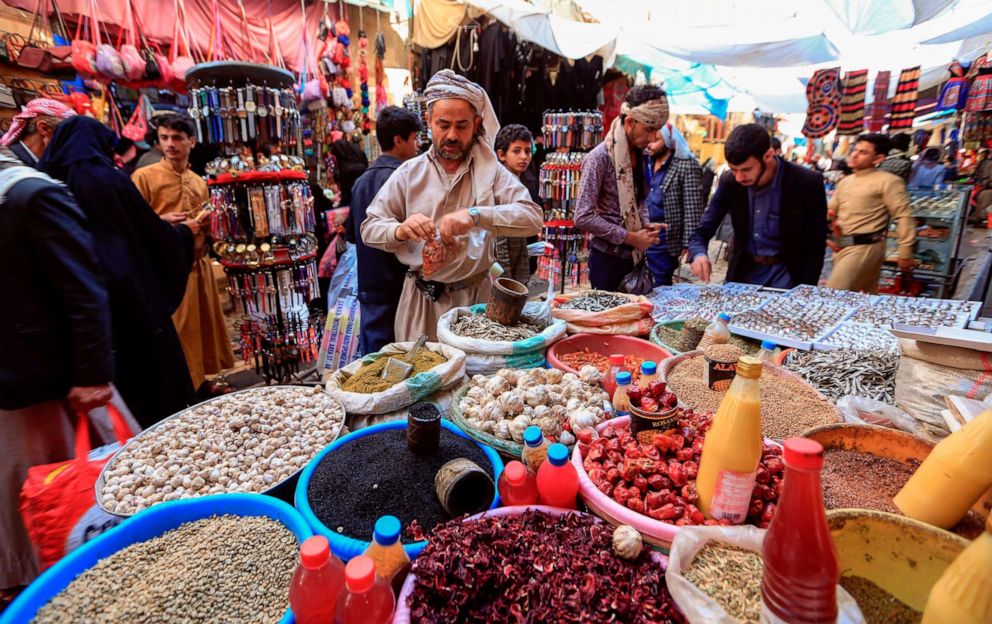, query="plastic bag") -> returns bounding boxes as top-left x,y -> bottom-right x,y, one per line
552,290 -> 654,326
318,244 -> 361,372
422,234 -> 456,278
836,396 -> 935,441
666,525 -> 865,624
619,259 -> 654,295
19,403 -> 136,570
